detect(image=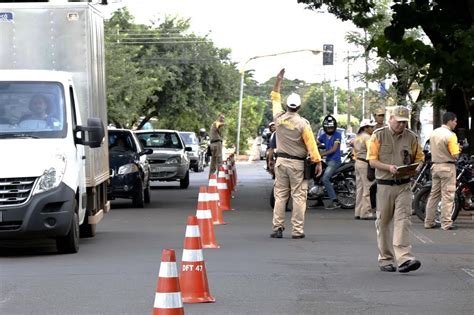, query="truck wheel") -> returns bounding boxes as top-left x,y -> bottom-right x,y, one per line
144,181 -> 151,204
79,212 -> 96,238
180,171 -> 190,189
193,164 -> 199,172
132,181 -> 145,208
56,202 -> 79,254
